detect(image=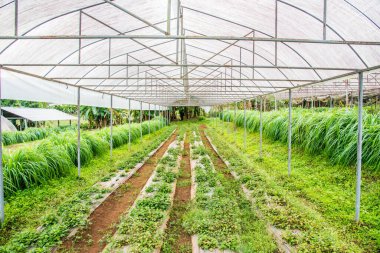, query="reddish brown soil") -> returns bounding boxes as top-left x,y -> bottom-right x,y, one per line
162,133 -> 192,252
58,131 -> 177,253
199,125 -> 233,179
